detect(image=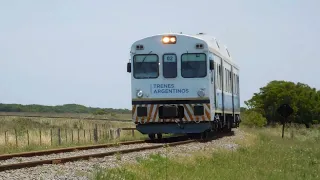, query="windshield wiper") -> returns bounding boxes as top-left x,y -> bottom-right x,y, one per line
141,51 -> 153,63
138,51 -> 153,74
184,50 -> 194,69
